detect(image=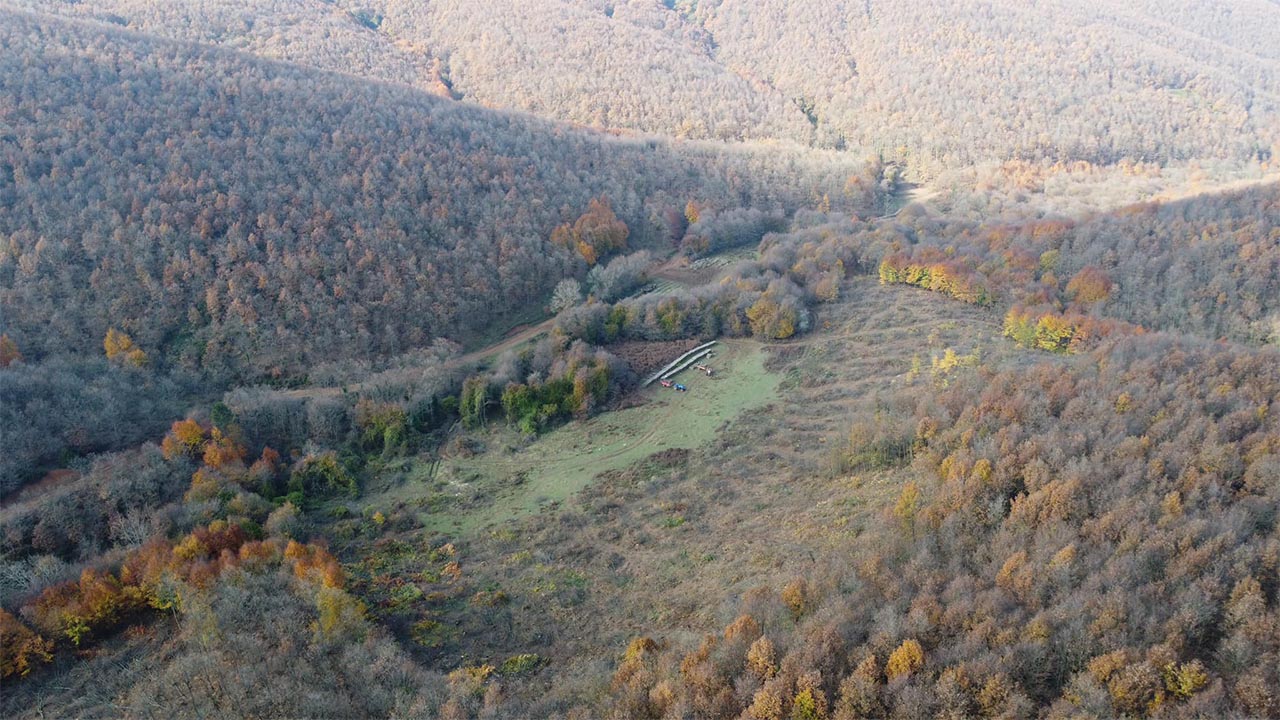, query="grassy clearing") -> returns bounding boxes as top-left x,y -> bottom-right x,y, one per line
687,247 -> 756,270
379,340 -> 780,534
630,277 -> 684,300
637,246 -> 760,300
338,277 -> 1017,677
